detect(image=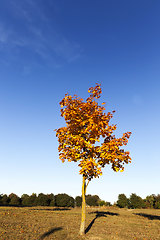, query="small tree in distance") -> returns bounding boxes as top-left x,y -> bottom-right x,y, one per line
86,194 -> 99,206
75,196 -> 82,207
117,194 -> 129,208
99,200 -> 106,206
9,193 -> 21,206
129,193 -> 144,209
55,193 -> 75,207
145,195 -> 155,209
55,83 -> 132,236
